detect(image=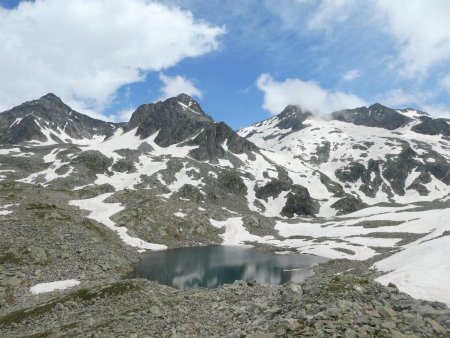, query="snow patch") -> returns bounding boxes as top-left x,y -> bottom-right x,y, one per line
30,280 -> 80,294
